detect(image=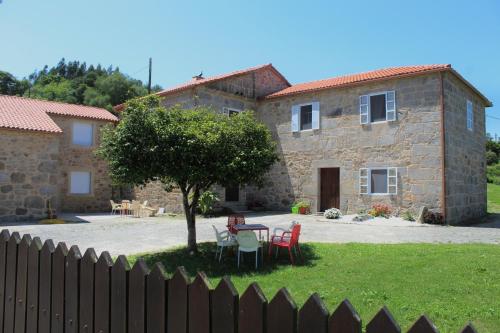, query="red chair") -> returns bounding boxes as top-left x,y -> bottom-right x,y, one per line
227,214 -> 245,235
268,224 -> 302,265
